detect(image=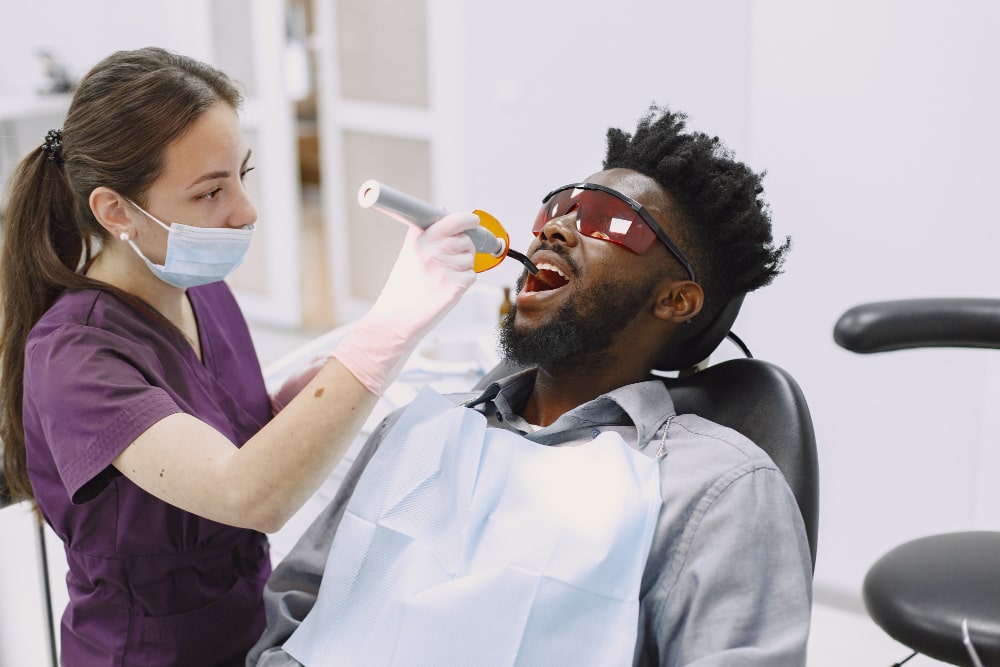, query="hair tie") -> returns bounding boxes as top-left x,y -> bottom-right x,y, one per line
40,128 -> 64,166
